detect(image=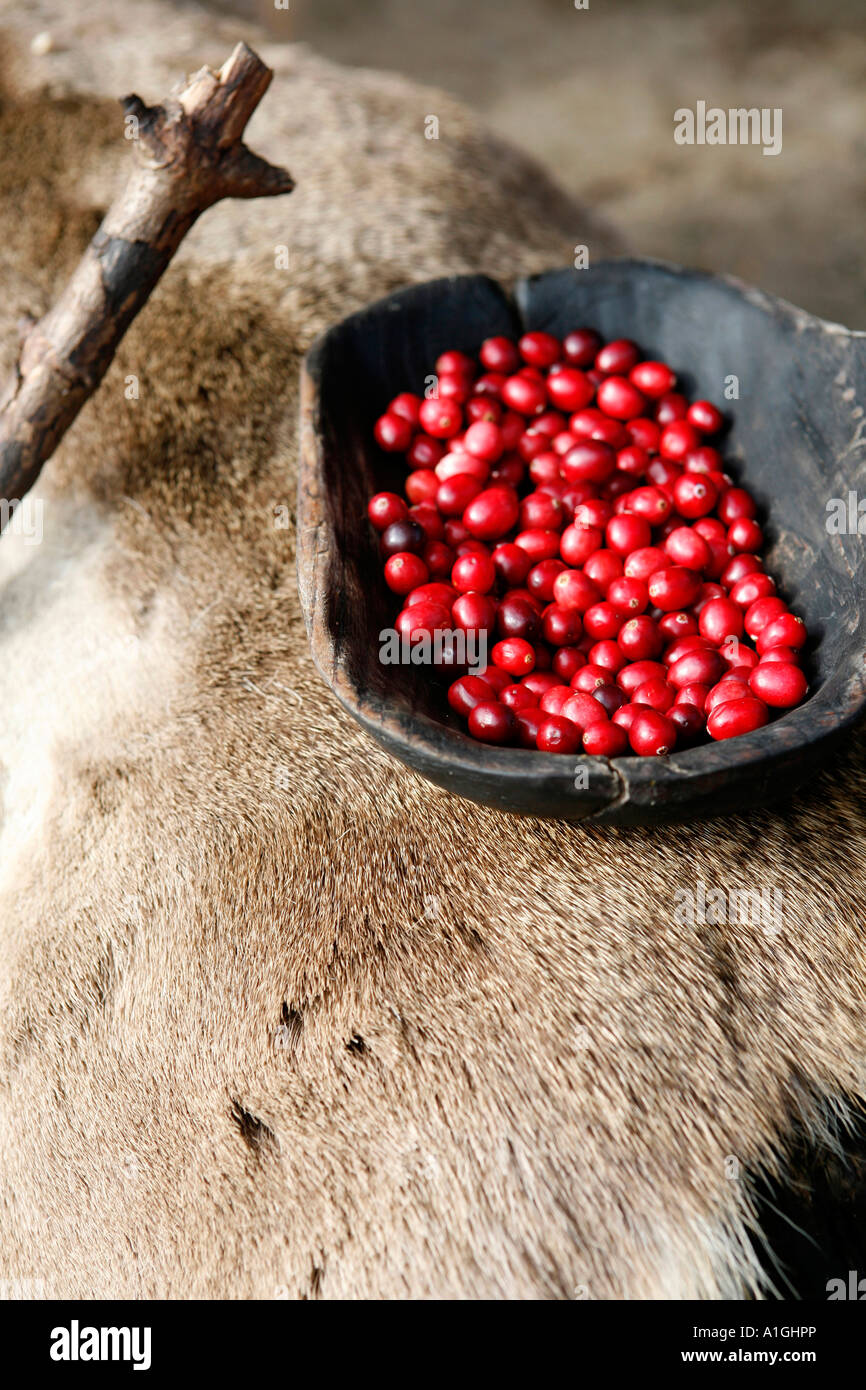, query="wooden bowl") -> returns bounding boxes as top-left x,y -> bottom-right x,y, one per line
297,261 -> 866,823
